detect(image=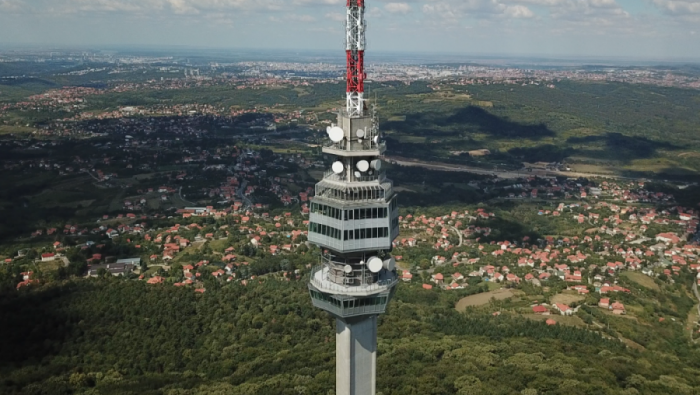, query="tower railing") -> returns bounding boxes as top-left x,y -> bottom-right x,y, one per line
310,265 -> 398,295
323,139 -> 385,152
323,169 -> 386,183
